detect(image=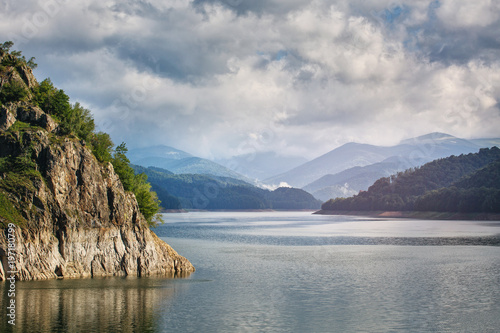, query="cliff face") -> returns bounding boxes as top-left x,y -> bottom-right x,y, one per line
0,56 -> 193,281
